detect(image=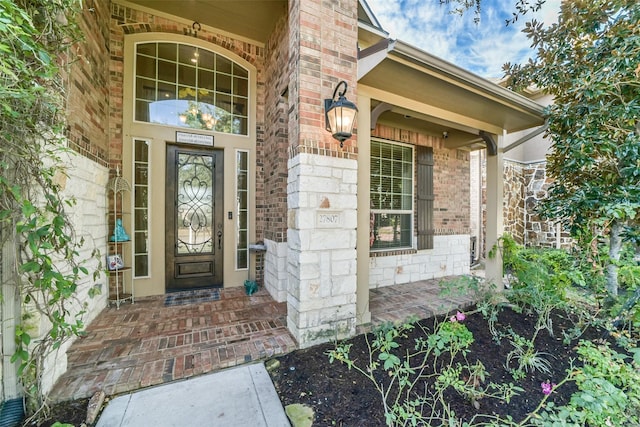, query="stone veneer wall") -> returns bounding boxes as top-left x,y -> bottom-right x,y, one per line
286,153 -> 358,346
503,159 -> 572,248
264,240 -> 288,302
369,235 -> 470,287
503,161 -> 526,244
41,153 -> 109,394
39,1 -> 111,395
